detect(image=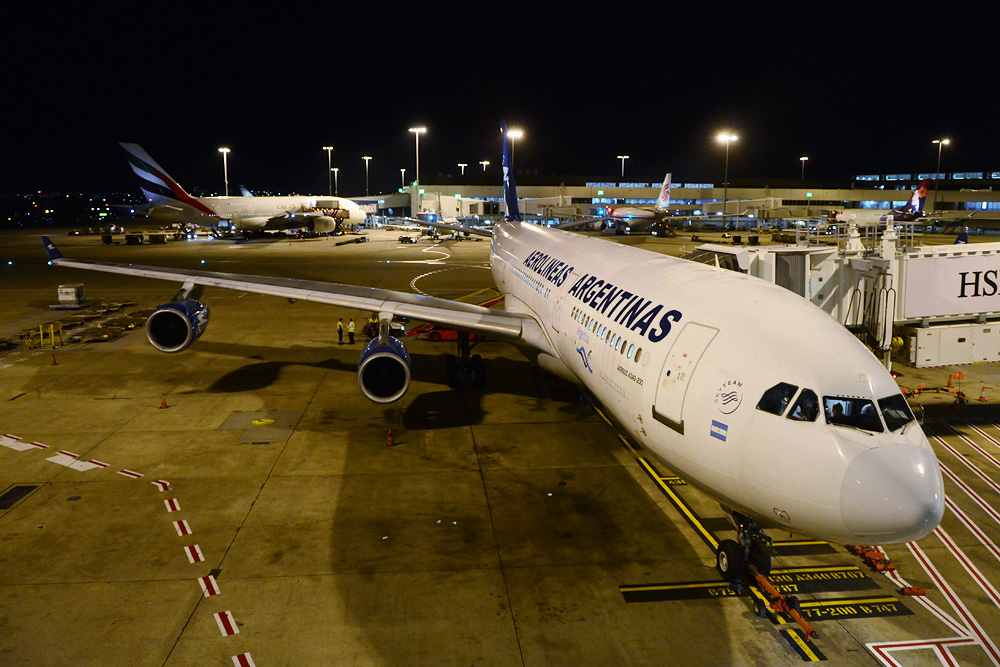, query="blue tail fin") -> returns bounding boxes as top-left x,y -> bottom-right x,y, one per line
501,120 -> 522,222
955,228 -> 968,244
901,179 -> 931,214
